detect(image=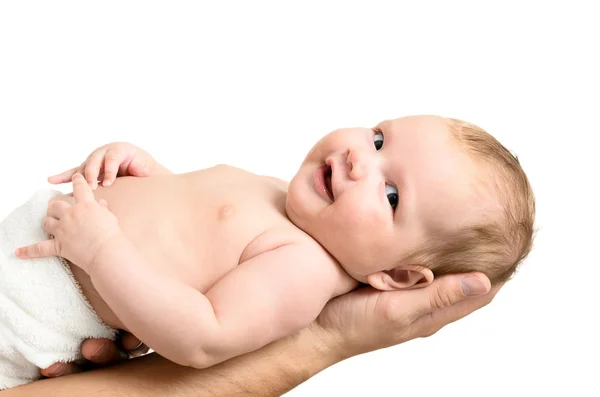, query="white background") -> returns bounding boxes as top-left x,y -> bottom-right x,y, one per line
1,1 -> 598,396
